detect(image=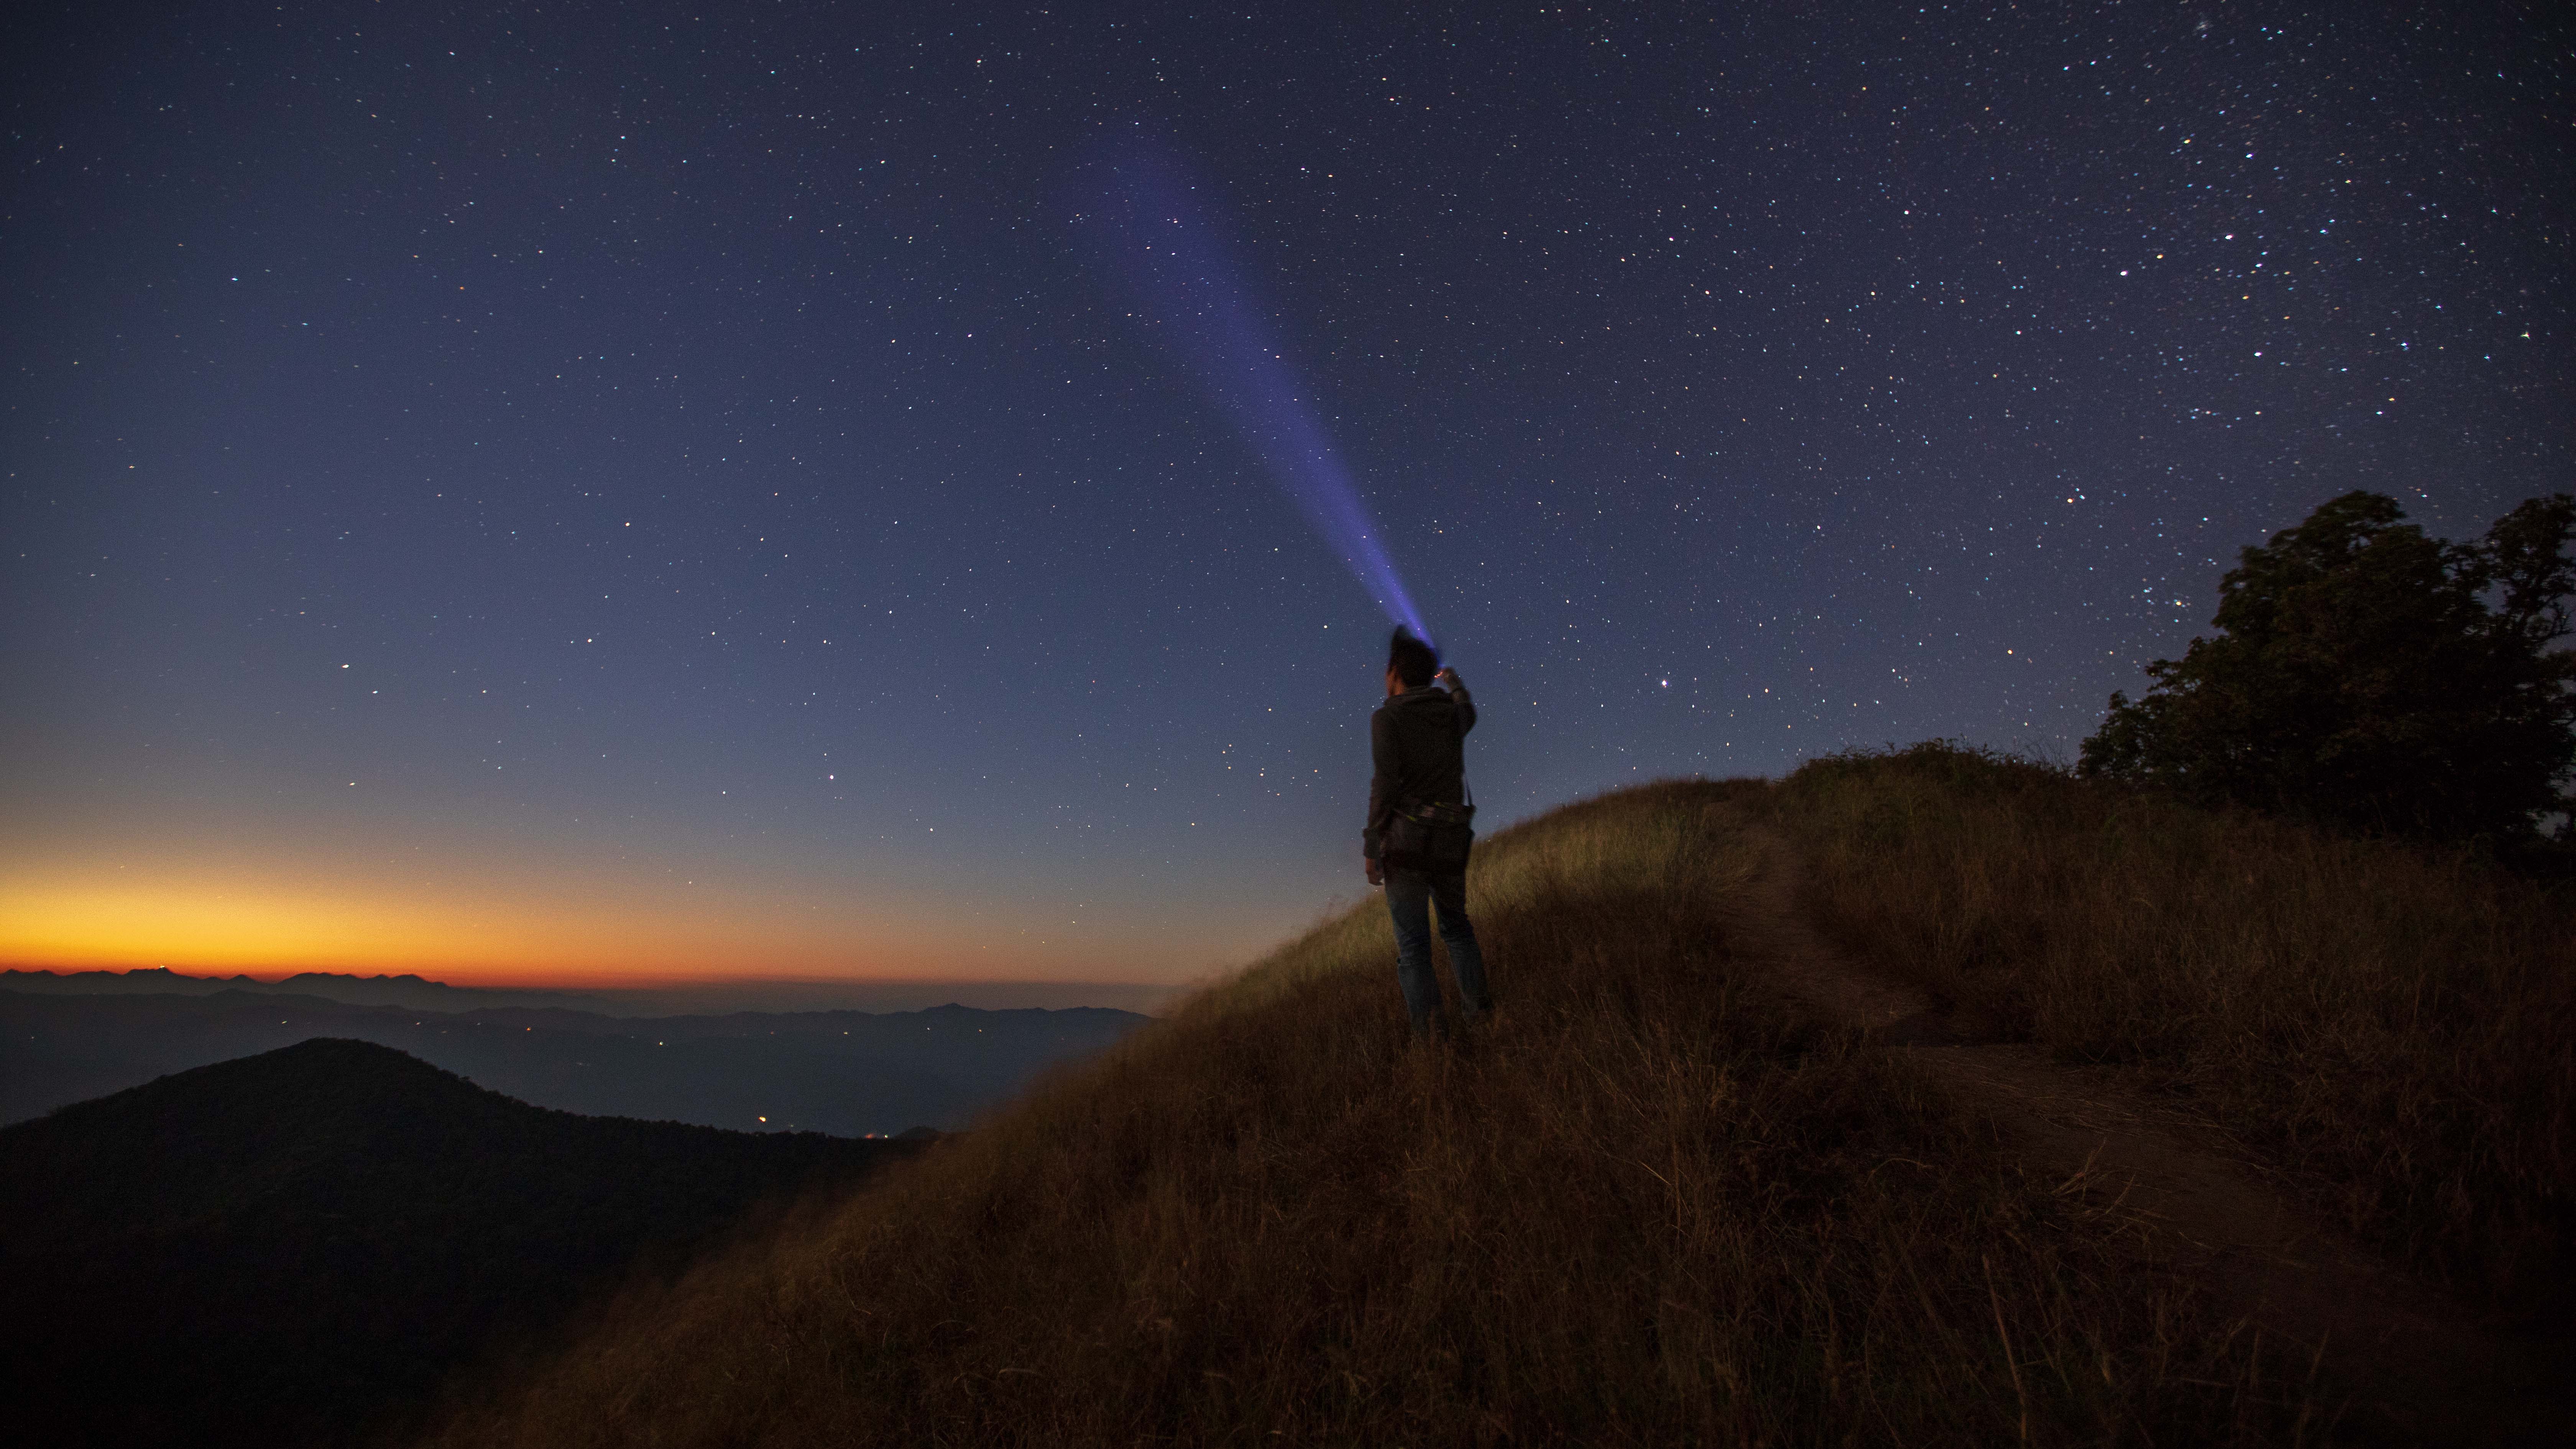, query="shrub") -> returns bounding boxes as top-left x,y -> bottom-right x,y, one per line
2080,491 -> 2576,845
